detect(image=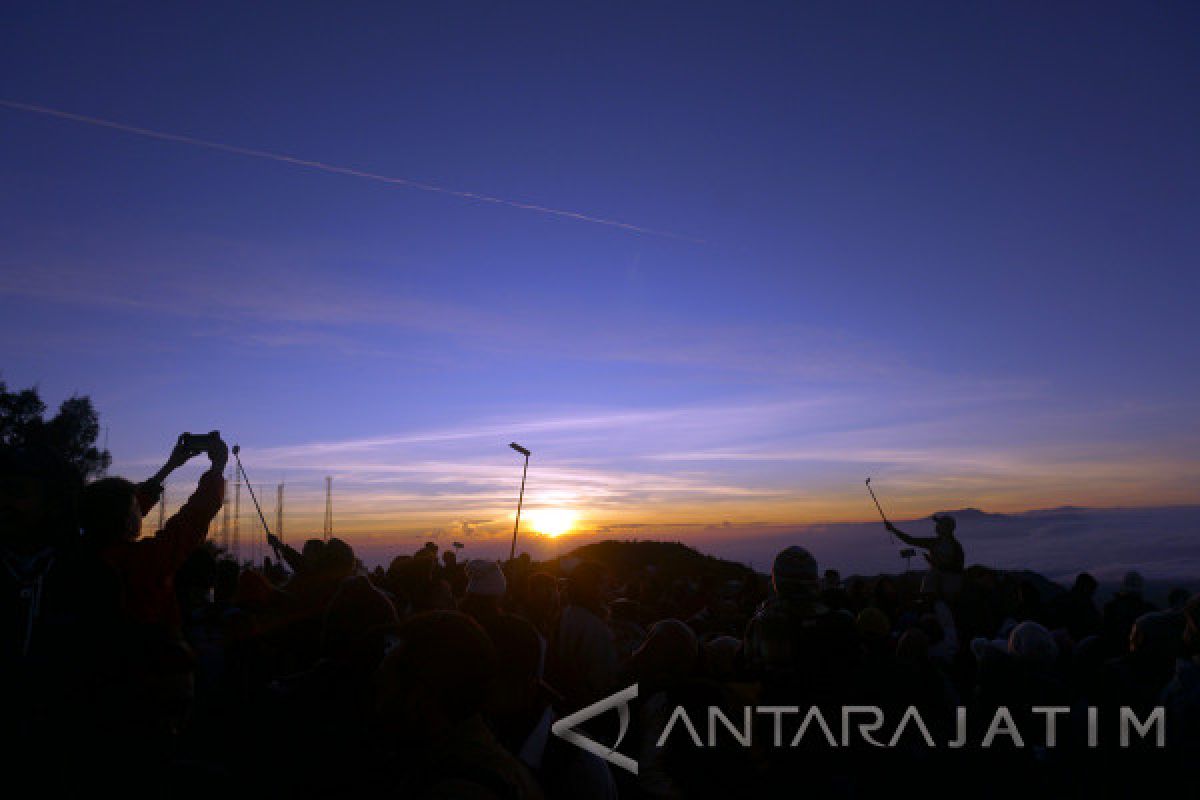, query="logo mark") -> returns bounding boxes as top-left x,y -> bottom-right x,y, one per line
551,684 -> 639,774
